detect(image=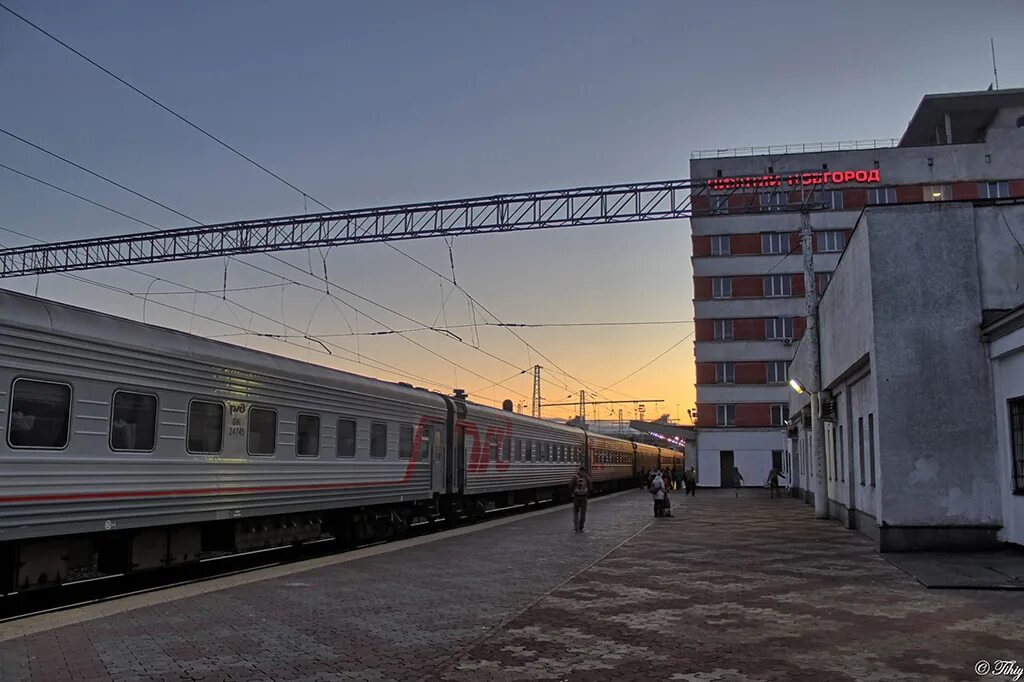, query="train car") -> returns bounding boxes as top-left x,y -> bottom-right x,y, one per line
633,441 -> 661,483
659,447 -> 685,473
0,289 -> 453,589
452,399 -> 586,511
584,433 -> 637,493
